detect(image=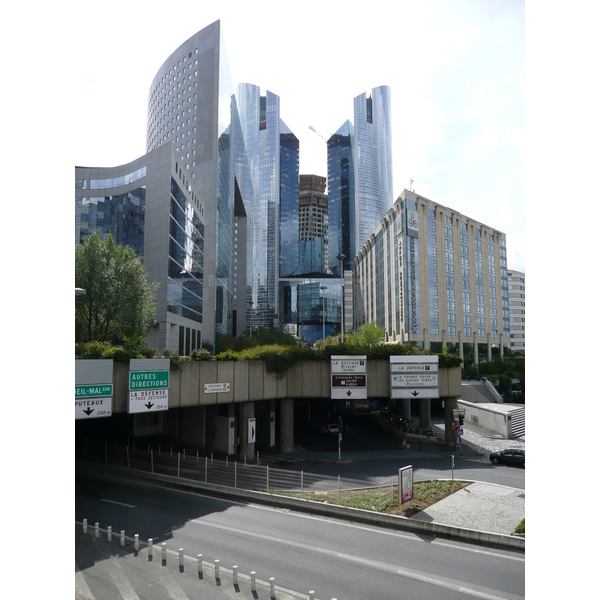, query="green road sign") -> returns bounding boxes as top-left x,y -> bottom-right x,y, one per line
129,370 -> 169,390
75,384 -> 113,398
